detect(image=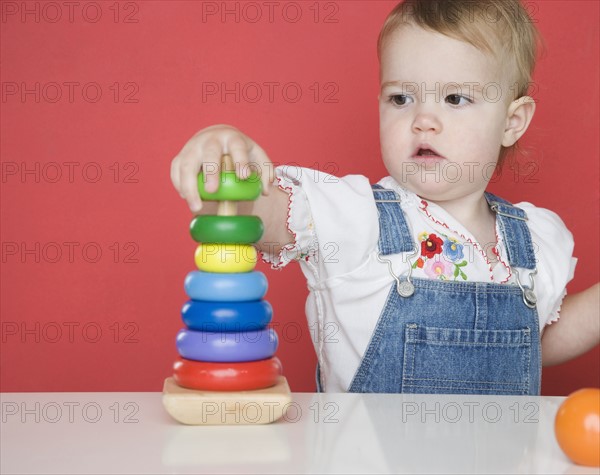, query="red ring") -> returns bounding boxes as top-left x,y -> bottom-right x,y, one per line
173,356 -> 283,391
